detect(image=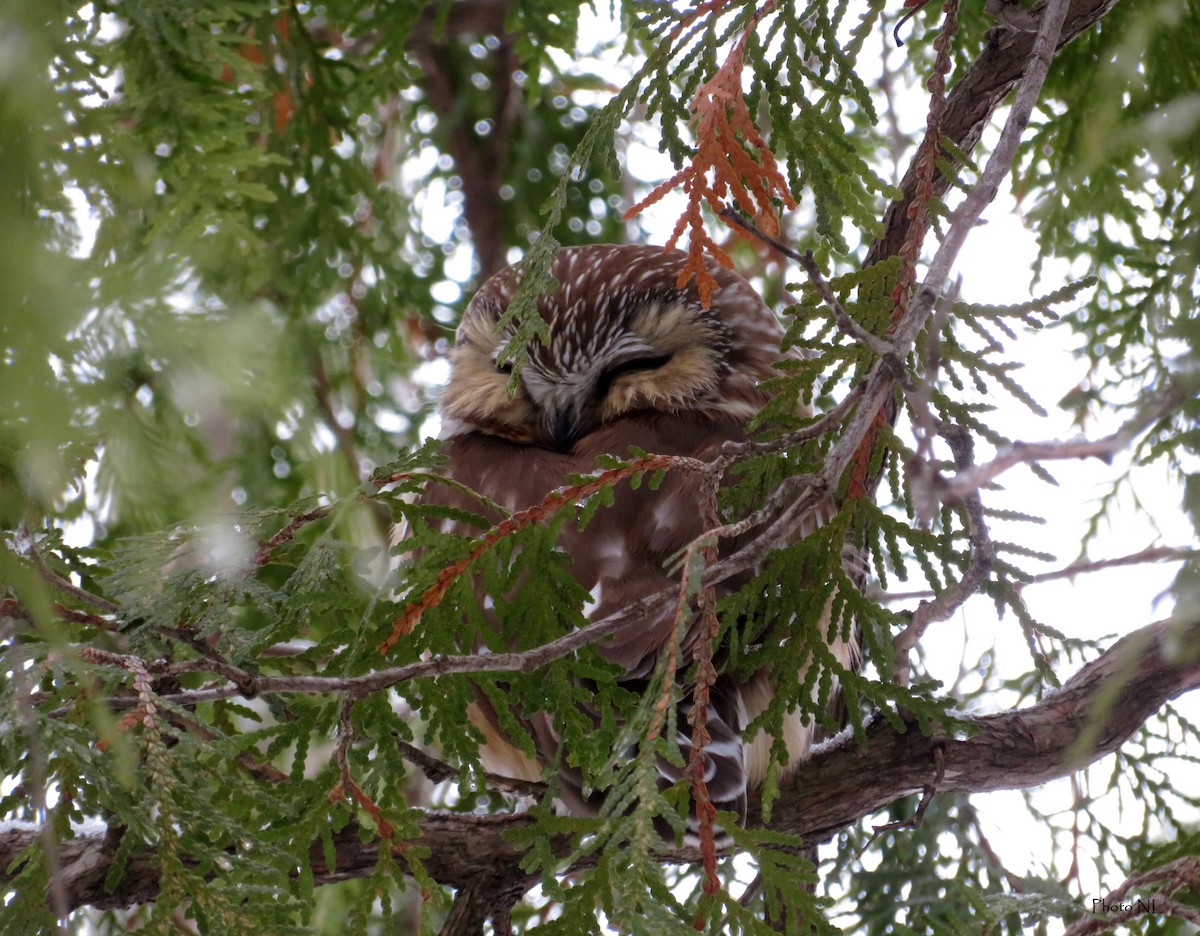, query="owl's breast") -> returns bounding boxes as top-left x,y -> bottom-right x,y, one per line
432,411 -> 750,674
